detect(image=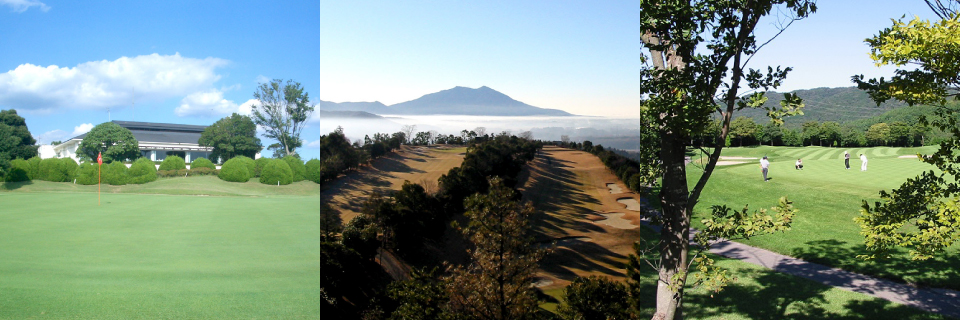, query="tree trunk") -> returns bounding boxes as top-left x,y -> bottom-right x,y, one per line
653,132 -> 691,320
